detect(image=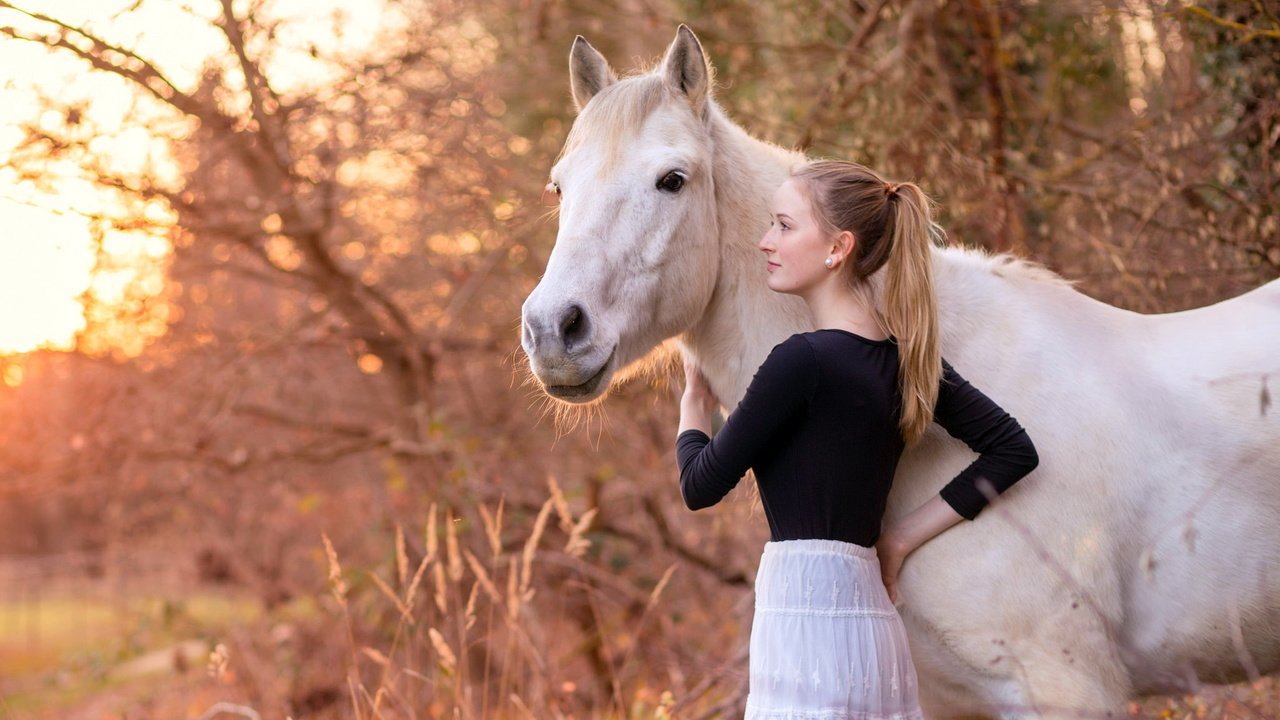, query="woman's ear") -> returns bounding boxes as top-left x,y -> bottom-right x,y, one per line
833,230 -> 856,260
